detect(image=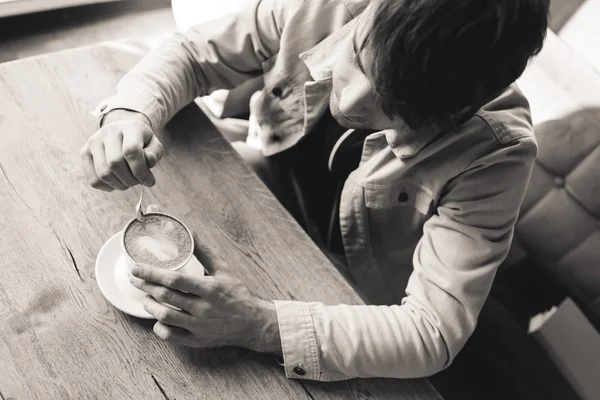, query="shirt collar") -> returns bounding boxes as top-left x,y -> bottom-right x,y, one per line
298,18 -> 359,83
384,123 -> 442,159
299,19 -> 442,159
